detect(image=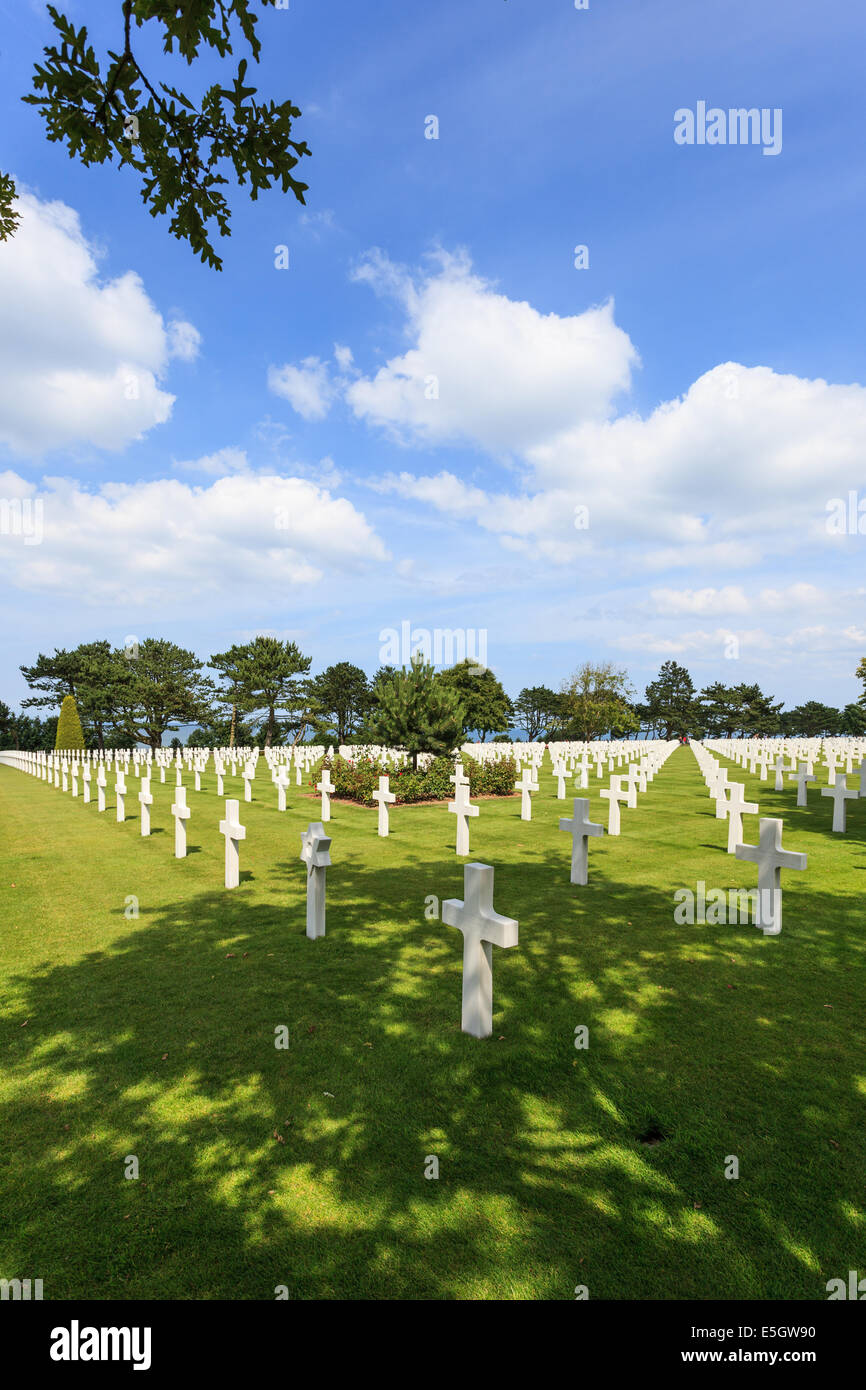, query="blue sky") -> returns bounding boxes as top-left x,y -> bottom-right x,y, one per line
1,0 -> 865,718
